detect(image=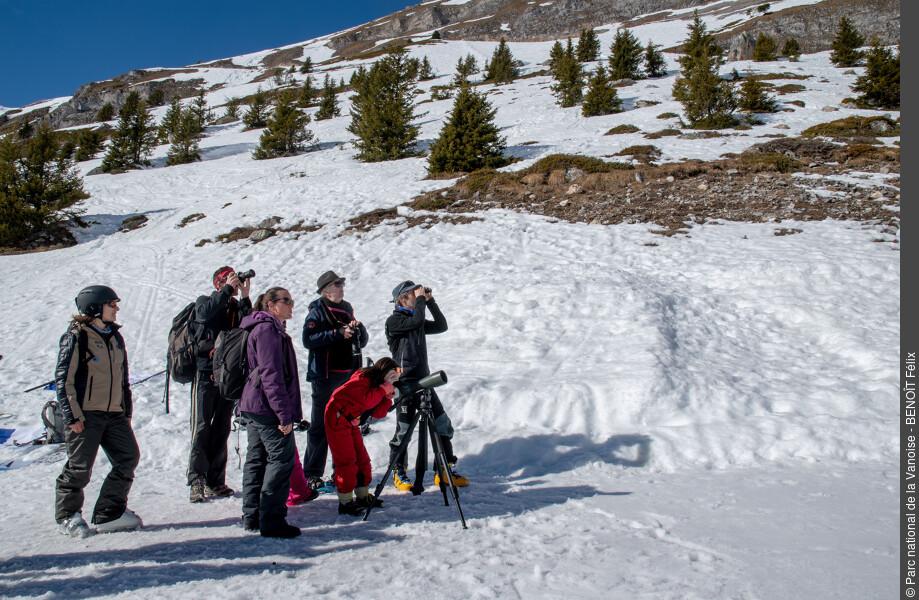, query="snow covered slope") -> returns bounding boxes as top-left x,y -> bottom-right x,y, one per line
0,2 -> 899,598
